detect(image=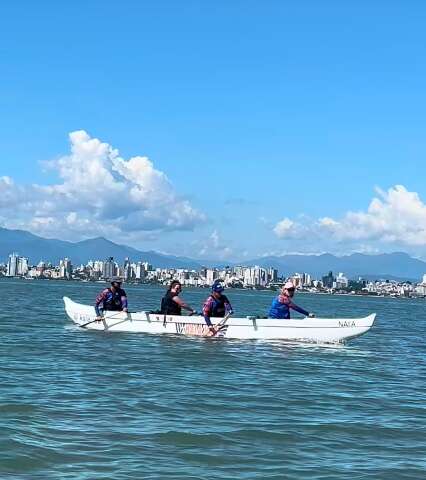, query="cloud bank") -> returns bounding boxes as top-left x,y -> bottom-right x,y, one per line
2,135 -> 425,261
0,131 -> 205,241
273,185 -> 426,255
